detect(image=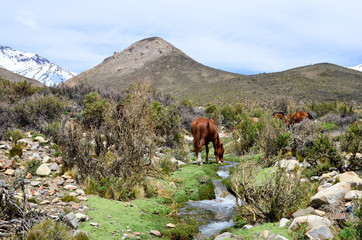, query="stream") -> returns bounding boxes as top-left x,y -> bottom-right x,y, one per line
179,161 -> 240,239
